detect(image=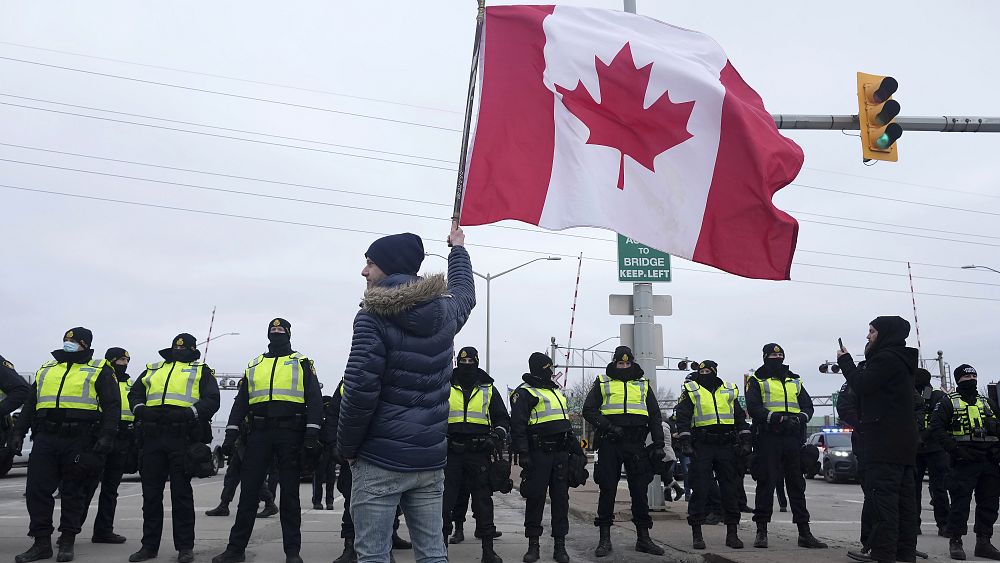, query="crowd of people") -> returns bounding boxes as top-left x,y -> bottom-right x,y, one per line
0,226 -> 998,563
